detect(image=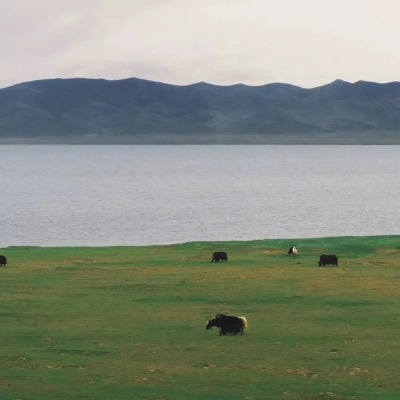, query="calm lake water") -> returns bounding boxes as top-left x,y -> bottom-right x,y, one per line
1,145 -> 399,247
